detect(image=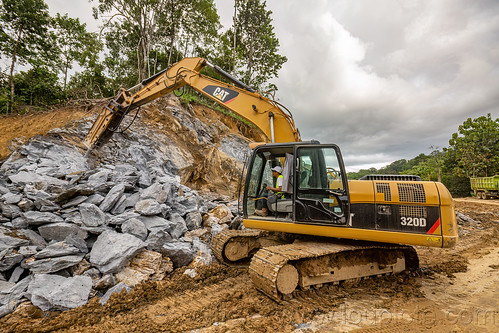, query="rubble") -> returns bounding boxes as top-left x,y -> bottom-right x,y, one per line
0,98 -> 247,318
